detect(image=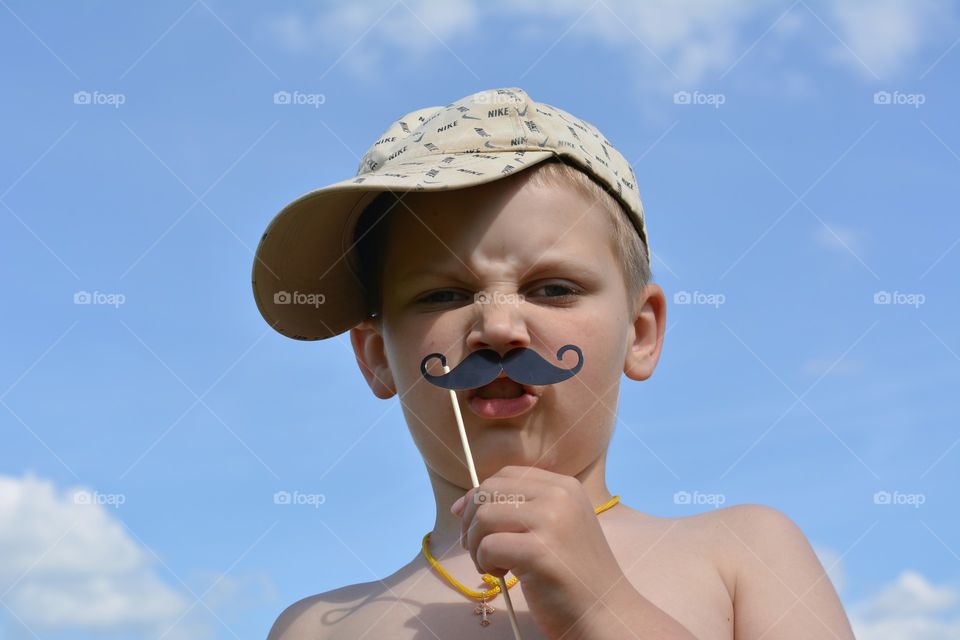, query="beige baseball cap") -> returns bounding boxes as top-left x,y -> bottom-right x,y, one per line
252,86 -> 648,341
